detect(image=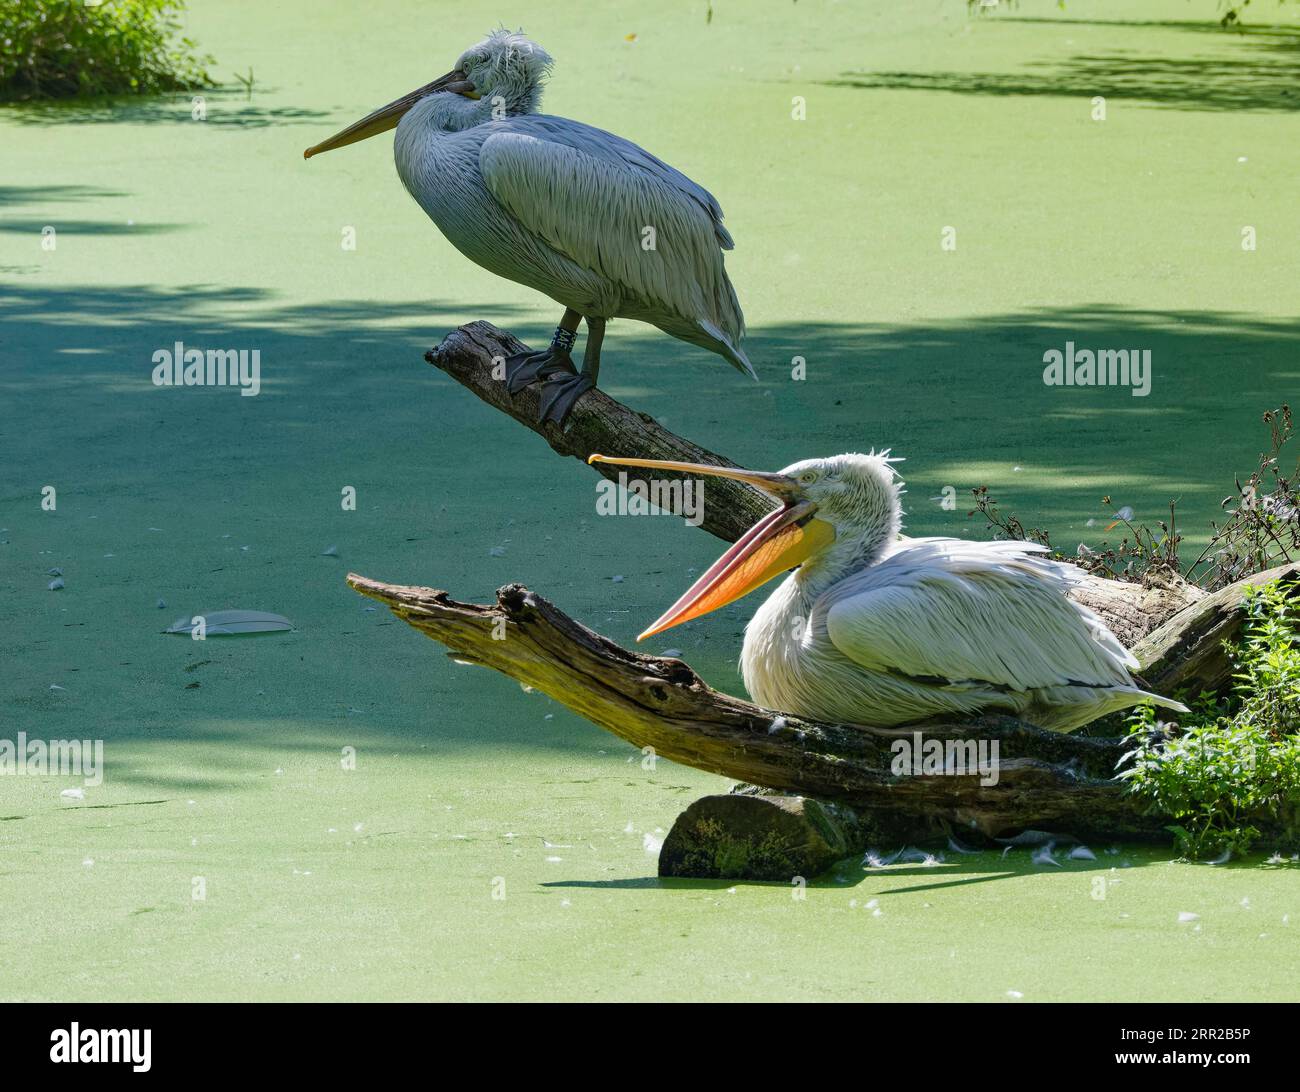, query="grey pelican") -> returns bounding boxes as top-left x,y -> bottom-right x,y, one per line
304,29 -> 750,423
589,452 -> 1189,733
